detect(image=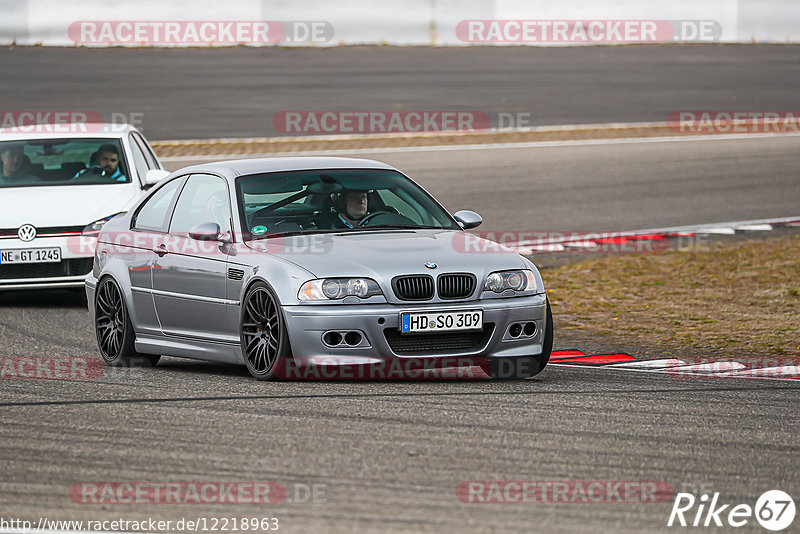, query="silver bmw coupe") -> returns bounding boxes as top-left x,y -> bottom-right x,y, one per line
86,157 -> 552,380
